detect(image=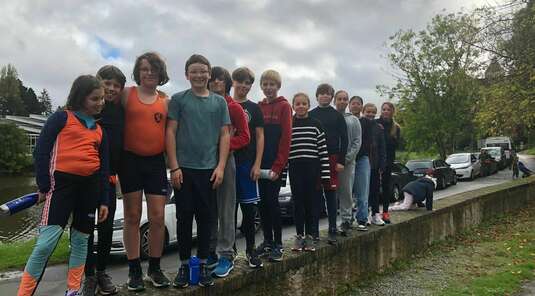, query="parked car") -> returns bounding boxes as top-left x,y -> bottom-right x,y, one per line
99,186 -> 260,258
390,161 -> 418,202
405,159 -> 457,189
481,147 -> 506,170
446,153 -> 481,180
475,152 -> 498,176
278,179 -> 293,219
